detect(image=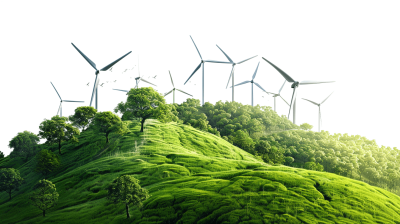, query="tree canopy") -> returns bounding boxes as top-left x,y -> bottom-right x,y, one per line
114,87 -> 177,132
0,168 -> 24,200
38,116 -> 80,155
29,179 -> 59,217
68,106 -> 97,131
300,123 -> 313,131
35,149 -> 60,178
92,111 -> 128,143
8,131 -> 39,160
